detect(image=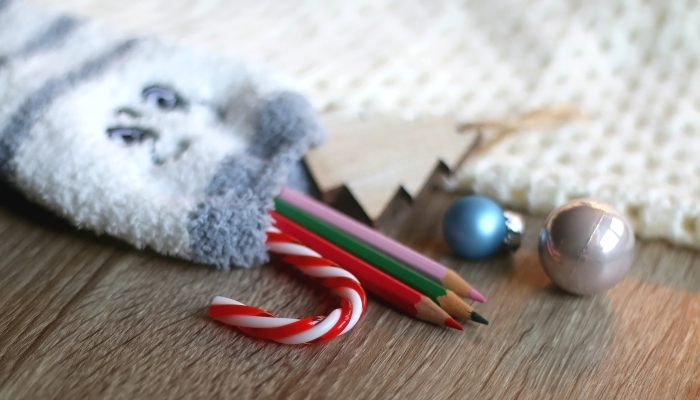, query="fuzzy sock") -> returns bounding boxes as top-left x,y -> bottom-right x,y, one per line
0,0 -> 325,268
